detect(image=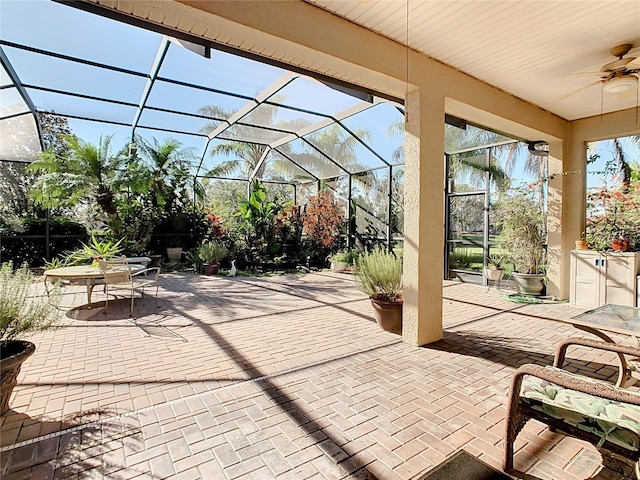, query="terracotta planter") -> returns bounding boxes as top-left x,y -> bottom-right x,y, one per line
612,238 -> 630,252
1,340 -> 35,415
370,298 -> 402,333
512,272 -> 546,296
203,263 -> 219,276
575,240 -> 589,250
